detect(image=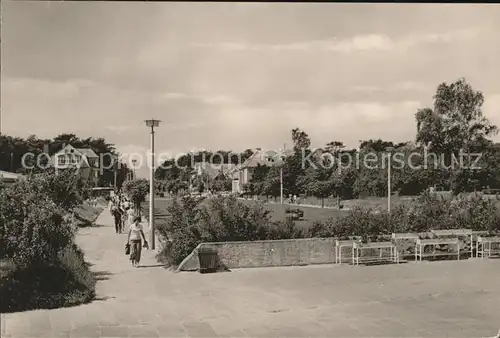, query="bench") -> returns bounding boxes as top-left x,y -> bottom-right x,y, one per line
431,229 -> 489,257
431,229 -> 471,237
415,238 -> 460,261
391,233 -> 419,261
335,239 -> 361,264
476,236 -> 500,258
352,241 -> 398,265
431,230 -> 470,257
392,233 -> 420,240
471,231 -> 490,257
